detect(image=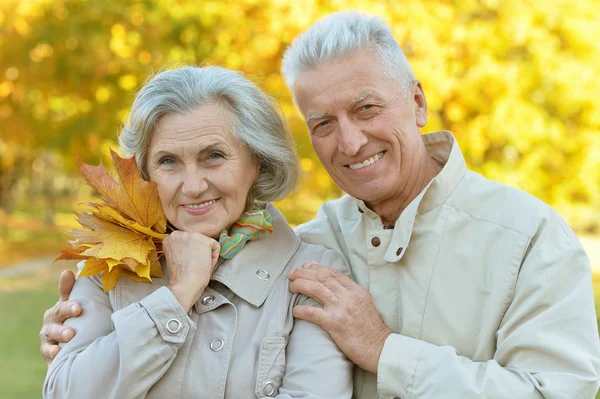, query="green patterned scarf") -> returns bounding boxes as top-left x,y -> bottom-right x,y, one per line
217,204 -> 273,265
